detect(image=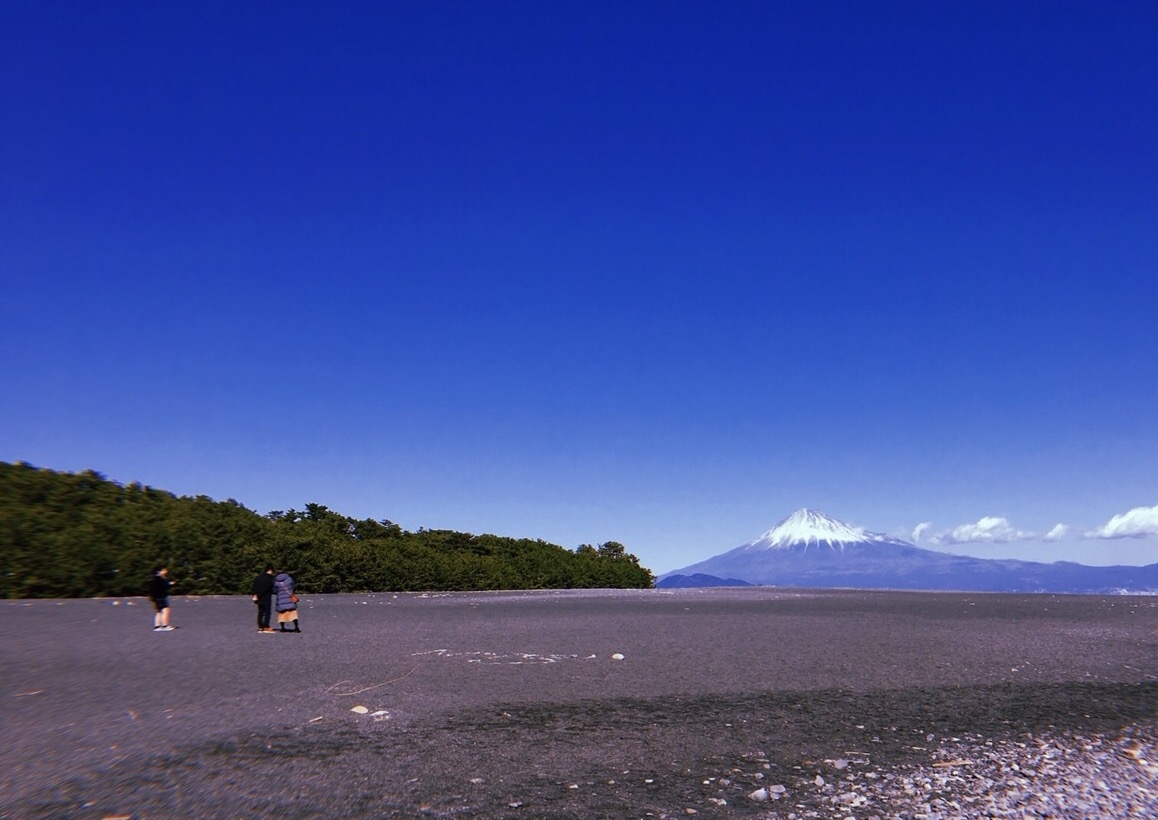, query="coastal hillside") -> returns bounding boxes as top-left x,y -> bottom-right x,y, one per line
0,461 -> 653,598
